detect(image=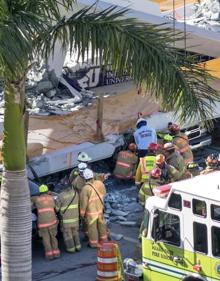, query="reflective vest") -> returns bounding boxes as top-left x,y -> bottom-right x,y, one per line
57,189 -> 79,228
33,194 -> 57,229
135,156 -> 156,184
173,133 -> 193,164
113,151 -> 138,179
